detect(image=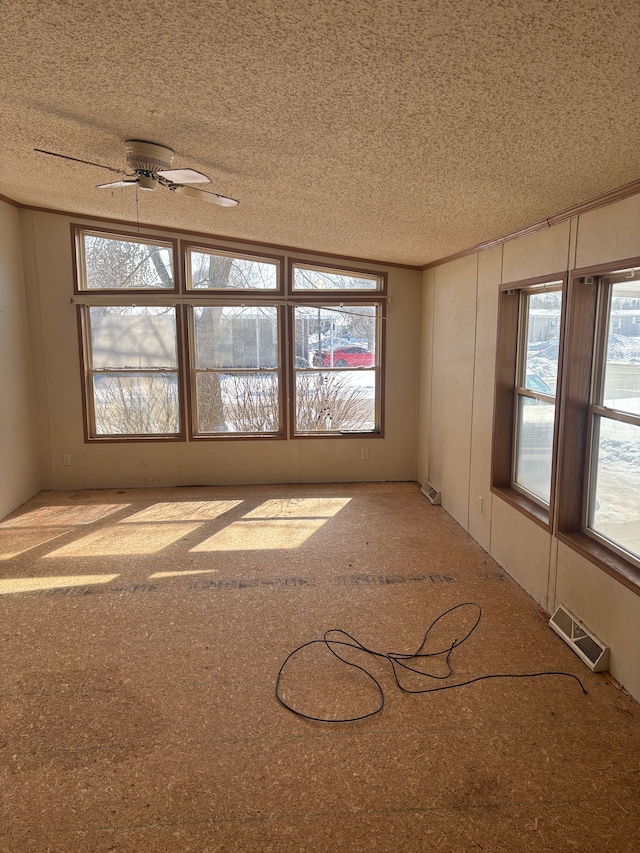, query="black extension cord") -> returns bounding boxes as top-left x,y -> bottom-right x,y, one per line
275,602 -> 587,723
